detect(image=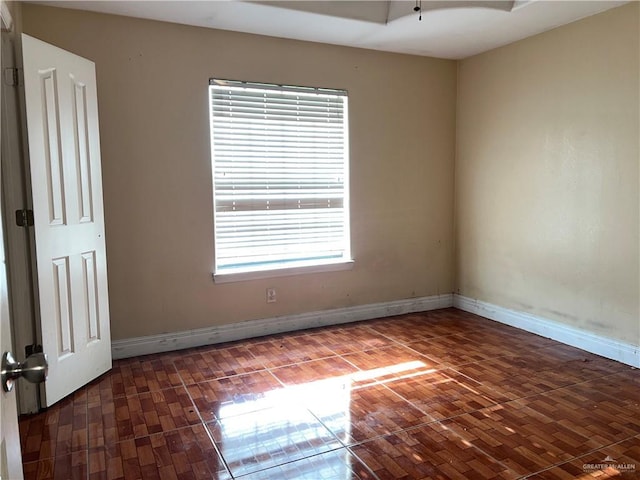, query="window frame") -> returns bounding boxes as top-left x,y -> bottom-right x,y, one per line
209,79 -> 353,283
